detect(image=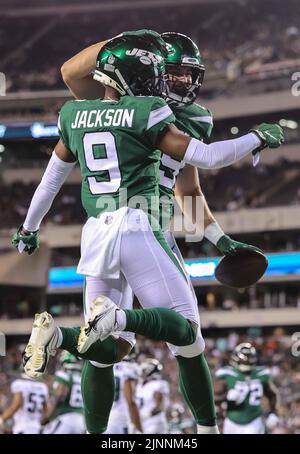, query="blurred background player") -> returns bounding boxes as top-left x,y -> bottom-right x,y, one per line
136,358 -> 170,434
106,349 -> 142,434
42,352 -> 85,434
0,372 -> 48,434
215,343 -> 279,434
168,402 -> 195,434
